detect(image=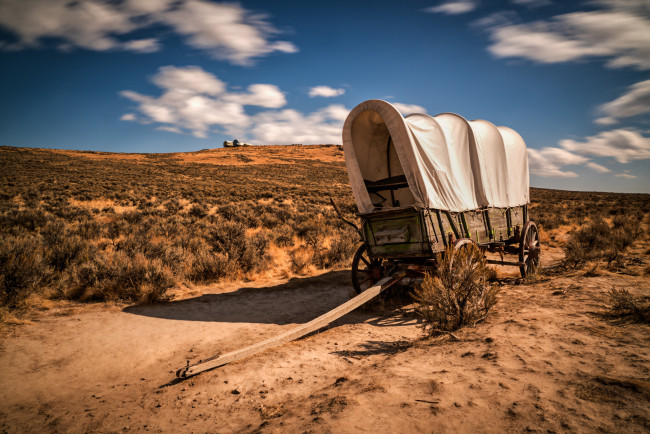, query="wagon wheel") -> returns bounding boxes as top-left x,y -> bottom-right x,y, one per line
449,238 -> 478,271
519,221 -> 540,278
351,244 -> 384,294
